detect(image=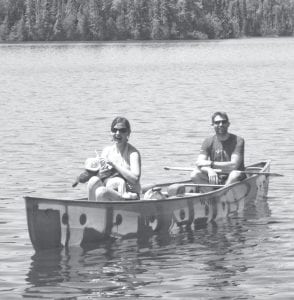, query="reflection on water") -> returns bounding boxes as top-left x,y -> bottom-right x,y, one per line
24,197 -> 270,299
